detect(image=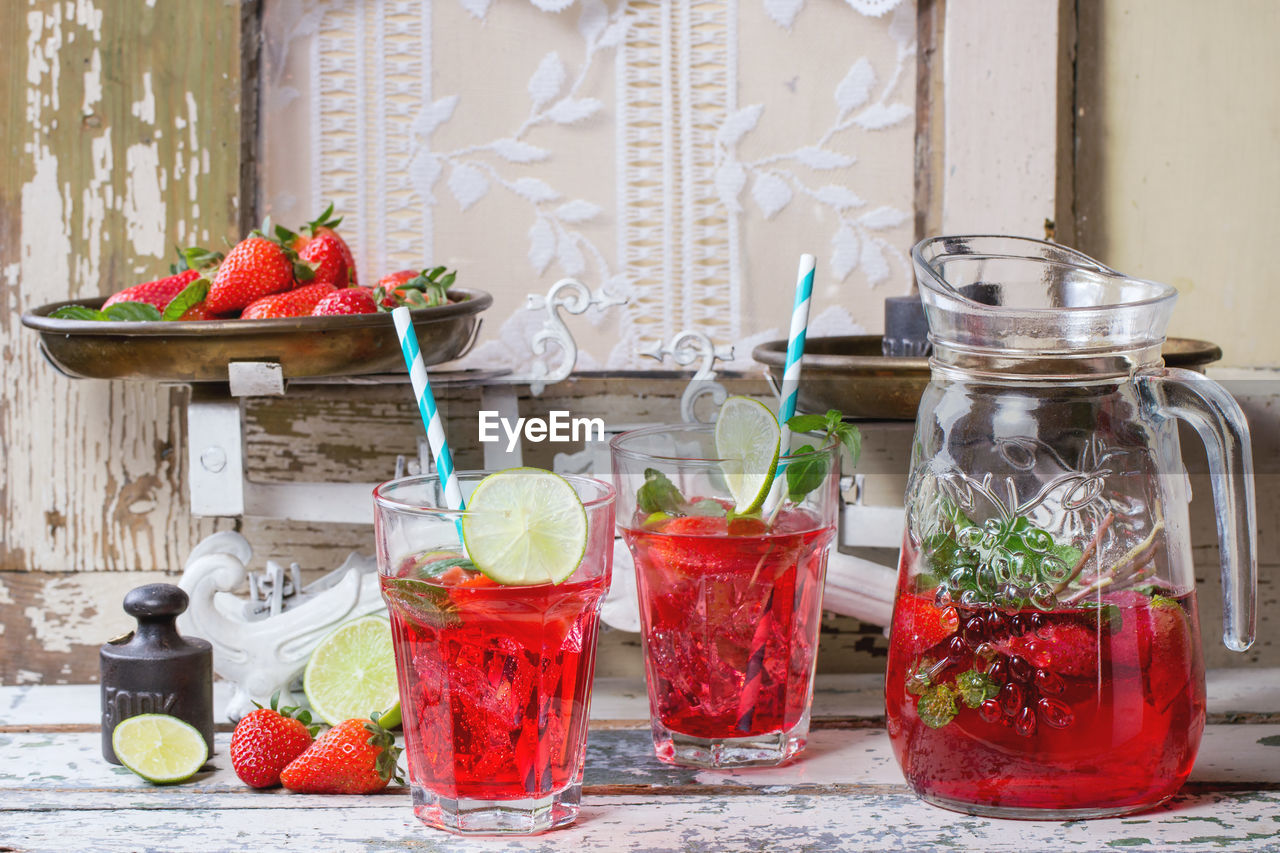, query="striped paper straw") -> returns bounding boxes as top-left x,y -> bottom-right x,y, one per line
391,307 -> 465,514
762,253 -> 816,514
740,254 -> 815,730
777,253 -> 815,454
